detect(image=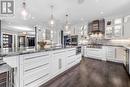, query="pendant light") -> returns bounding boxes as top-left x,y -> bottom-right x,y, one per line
49,5 -> 55,26
21,0 -> 28,20
65,14 -> 69,31
64,14 -> 71,34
